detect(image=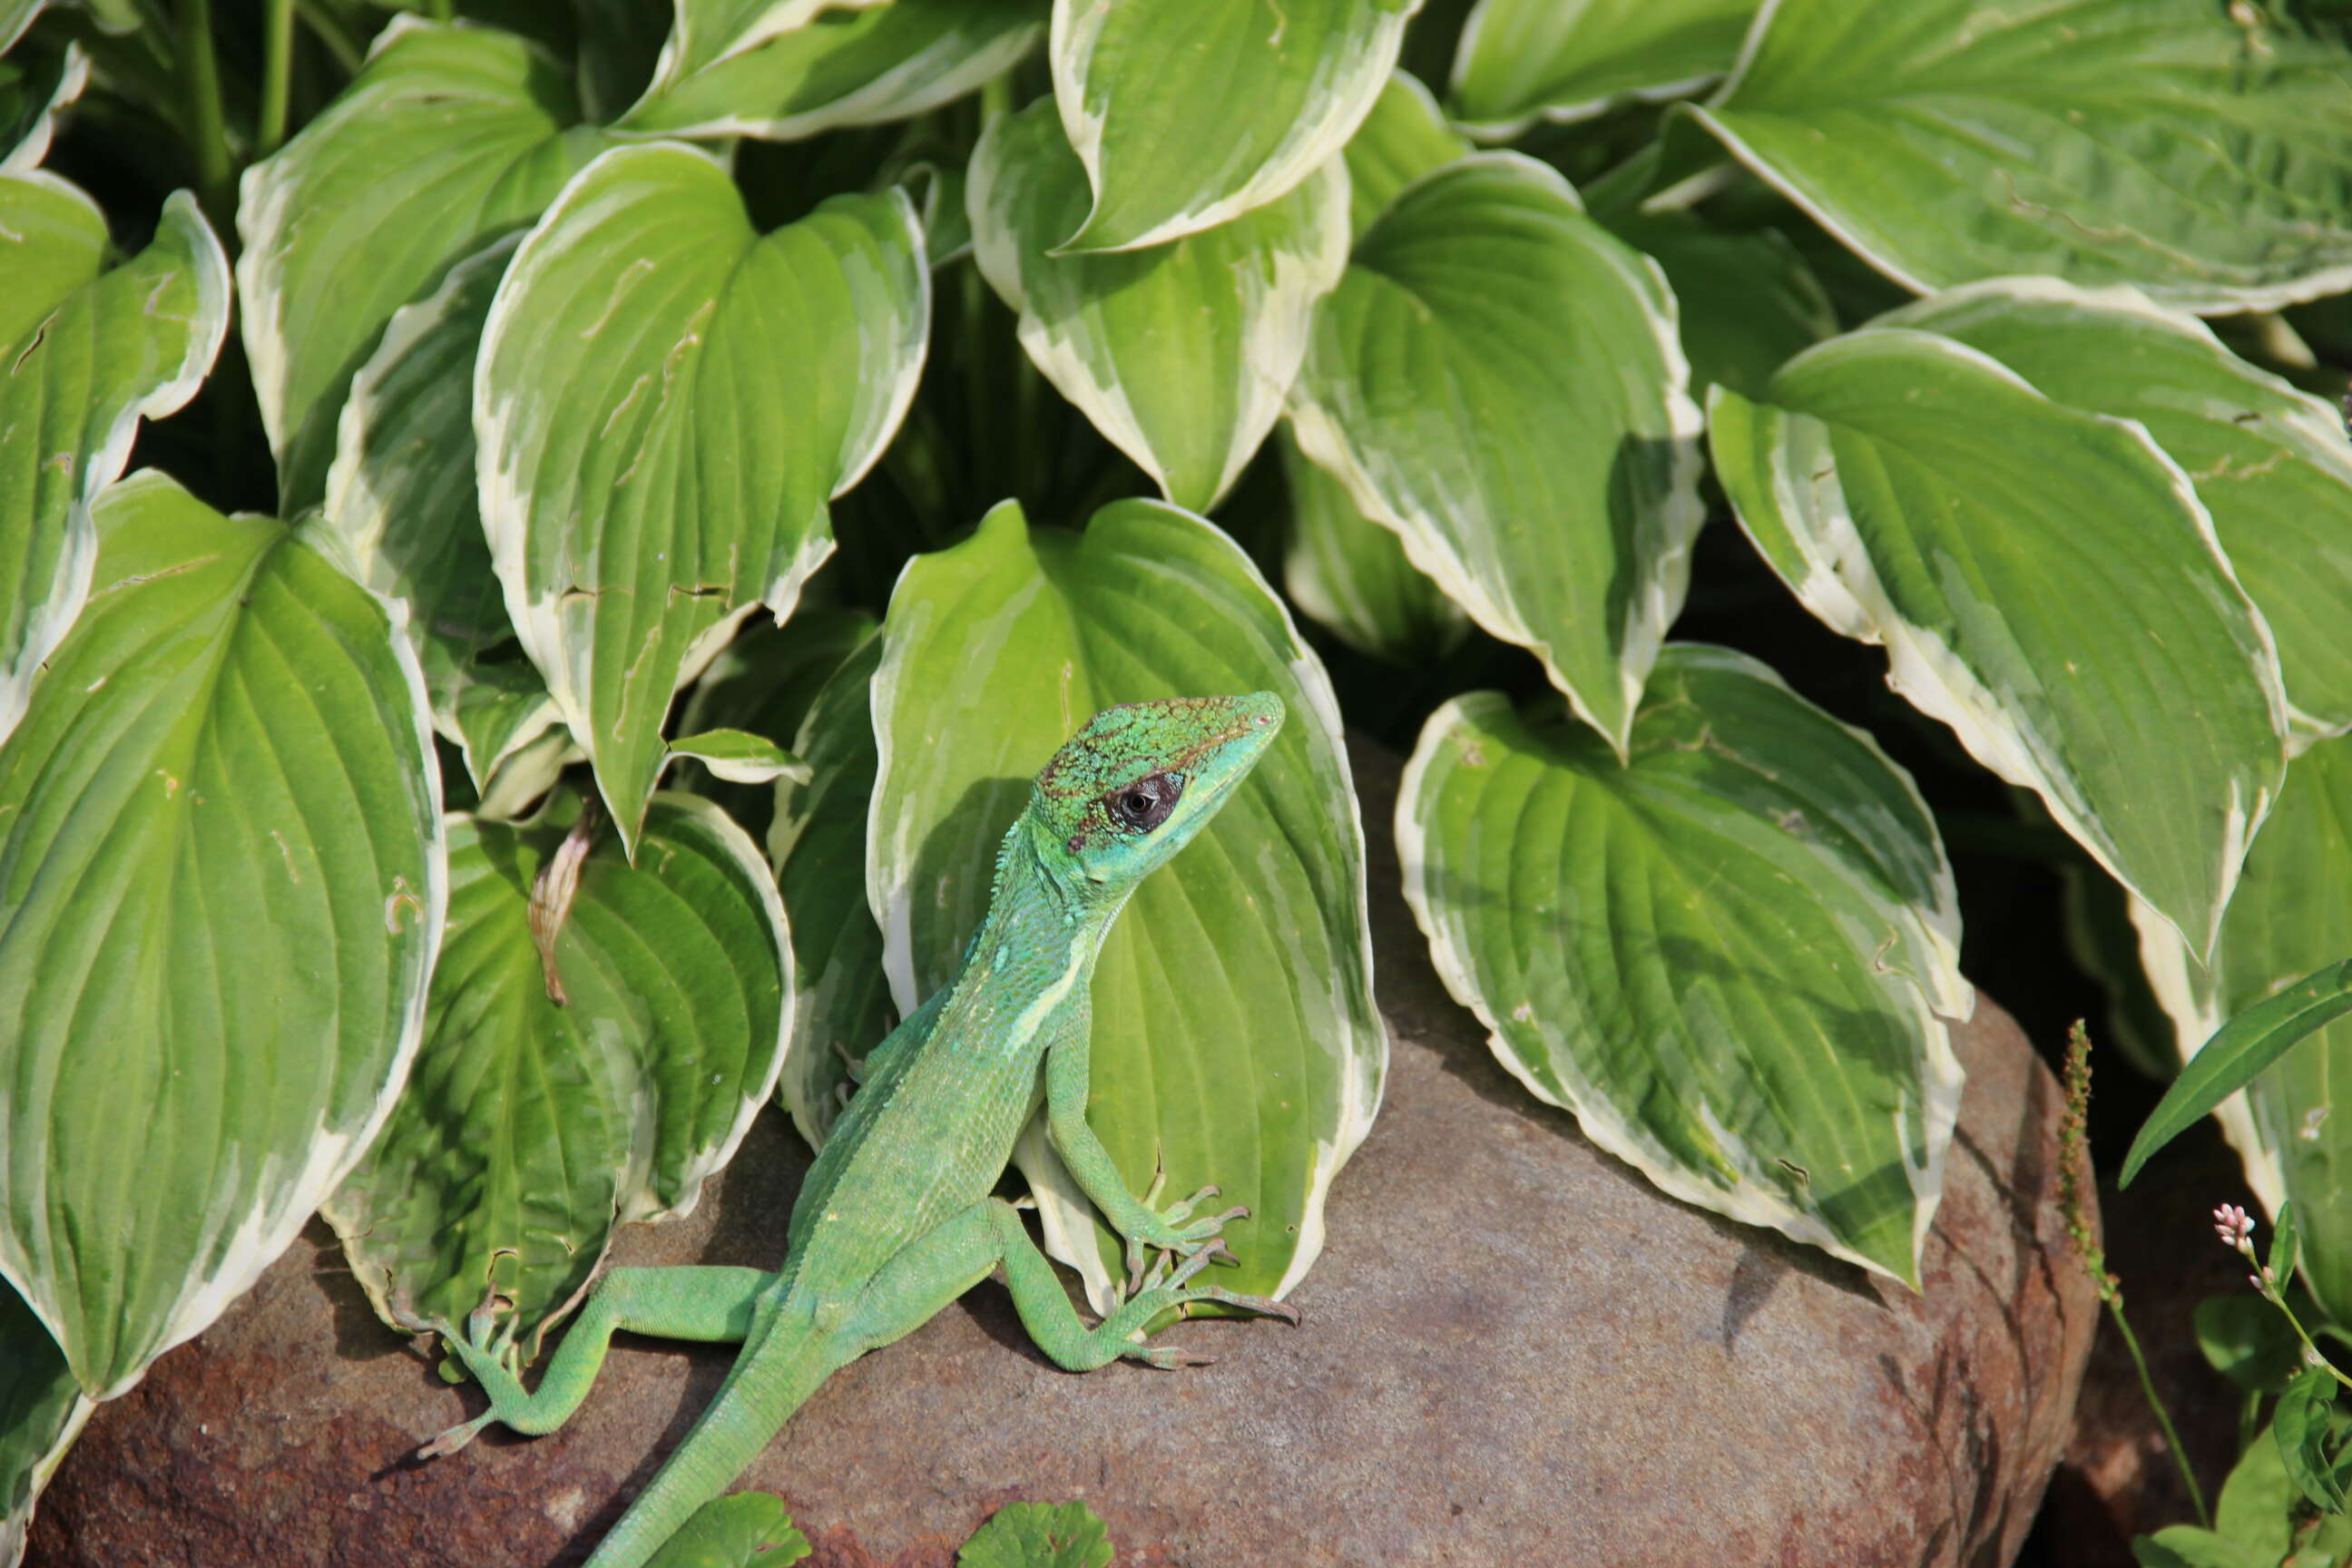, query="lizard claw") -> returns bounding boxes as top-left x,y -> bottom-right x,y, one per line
416,1410 -> 495,1461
